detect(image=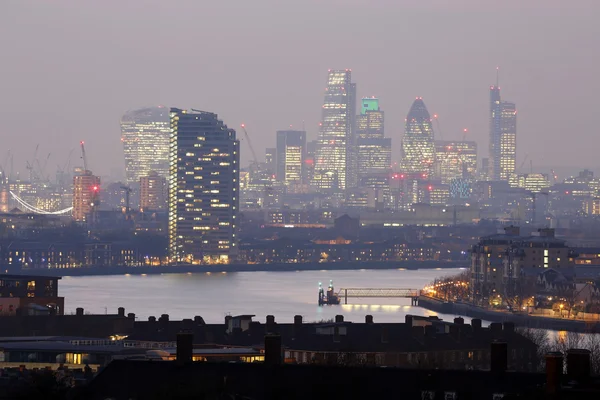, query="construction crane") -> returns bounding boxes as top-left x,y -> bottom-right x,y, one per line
240,124 -> 259,171
80,141 -> 89,172
26,144 -> 40,182
518,153 -> 529,172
